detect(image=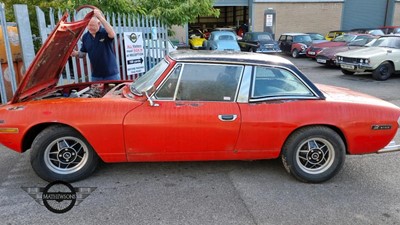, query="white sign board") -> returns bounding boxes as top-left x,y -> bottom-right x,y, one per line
266,14 -> 273,27
124,32 -> 145,75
